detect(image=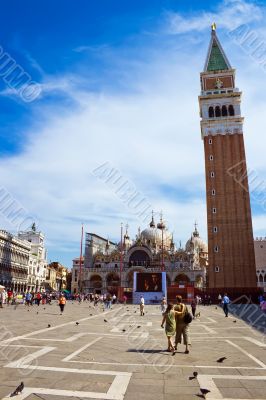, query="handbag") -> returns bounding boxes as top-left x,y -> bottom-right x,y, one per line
183,305 -> 193,324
